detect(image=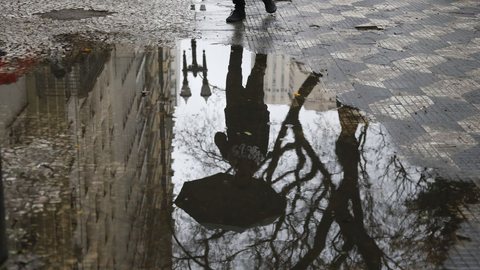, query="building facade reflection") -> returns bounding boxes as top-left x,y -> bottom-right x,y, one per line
0,44 -> 177,269
70,45 -> 176,269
